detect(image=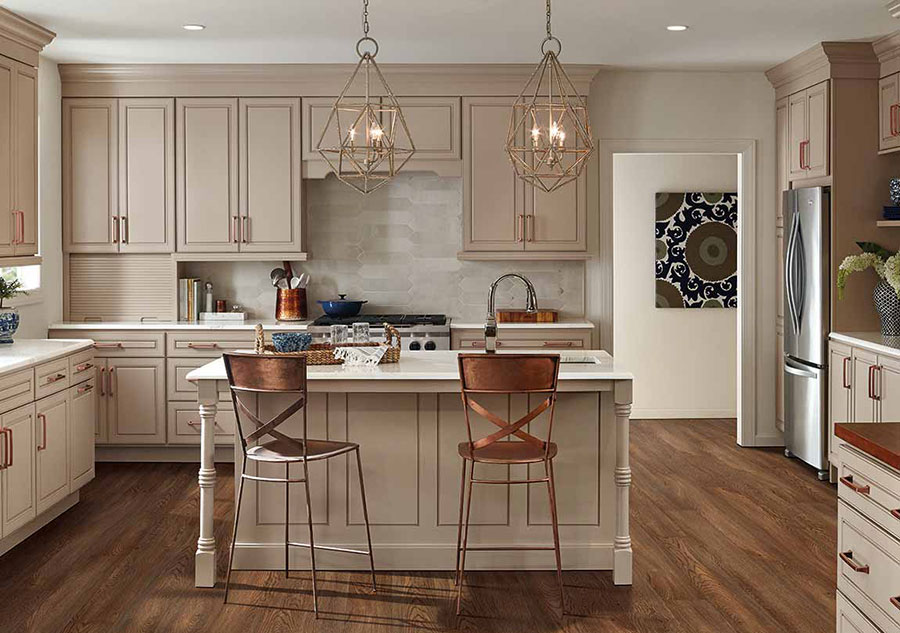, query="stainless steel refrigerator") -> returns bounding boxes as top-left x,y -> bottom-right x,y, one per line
783,186 -> 830,479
